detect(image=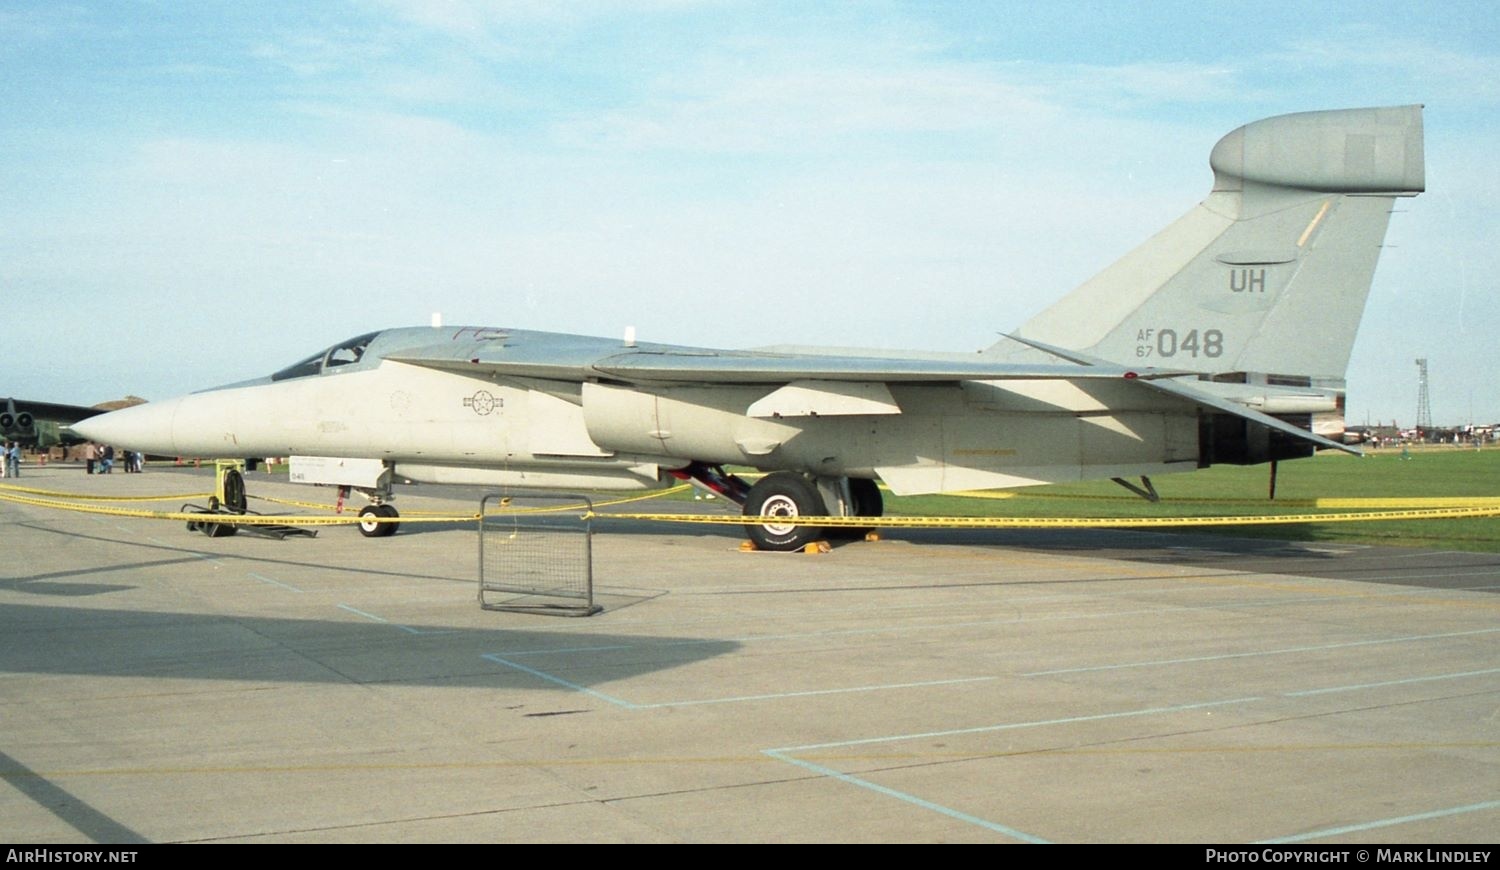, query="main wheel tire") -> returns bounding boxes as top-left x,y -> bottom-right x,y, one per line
829,478 -> 884,540
743,472 -> 826,552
